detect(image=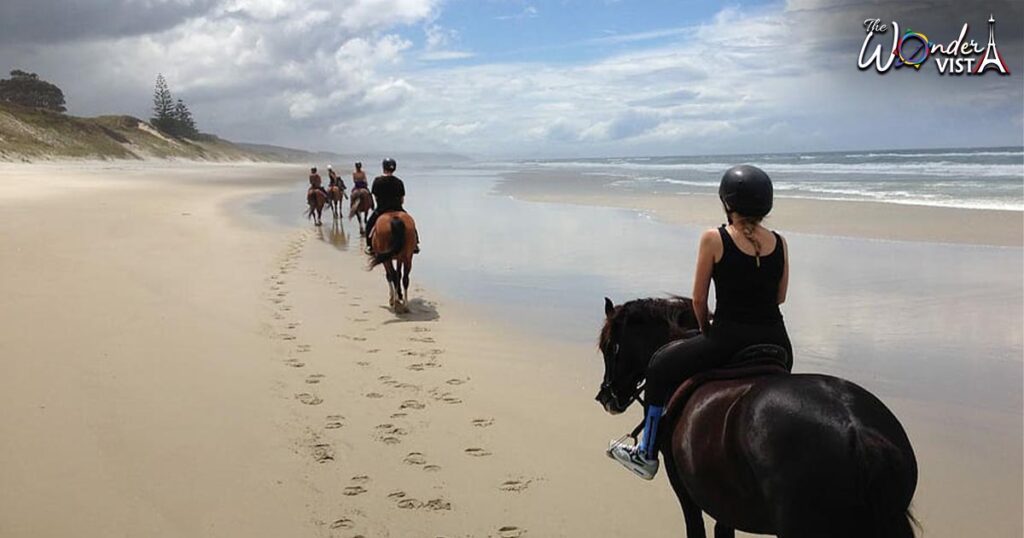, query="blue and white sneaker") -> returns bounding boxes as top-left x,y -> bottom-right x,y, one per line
607,439 -> 659,480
